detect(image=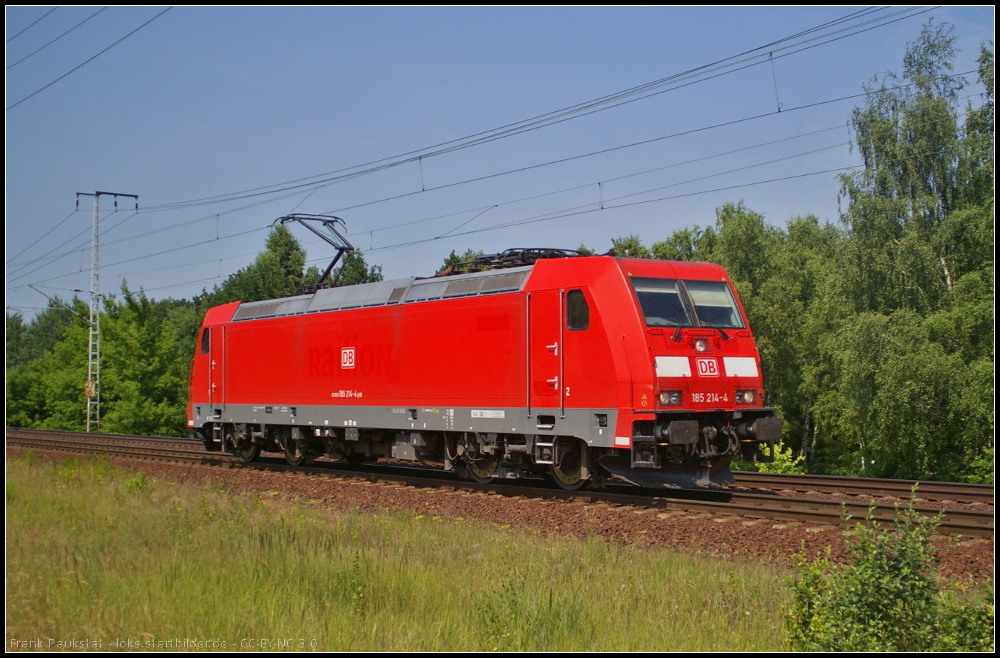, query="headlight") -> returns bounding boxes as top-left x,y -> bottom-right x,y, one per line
694,338 -> 709,352
659,390 -> 683,406
736,390 -> 757,405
